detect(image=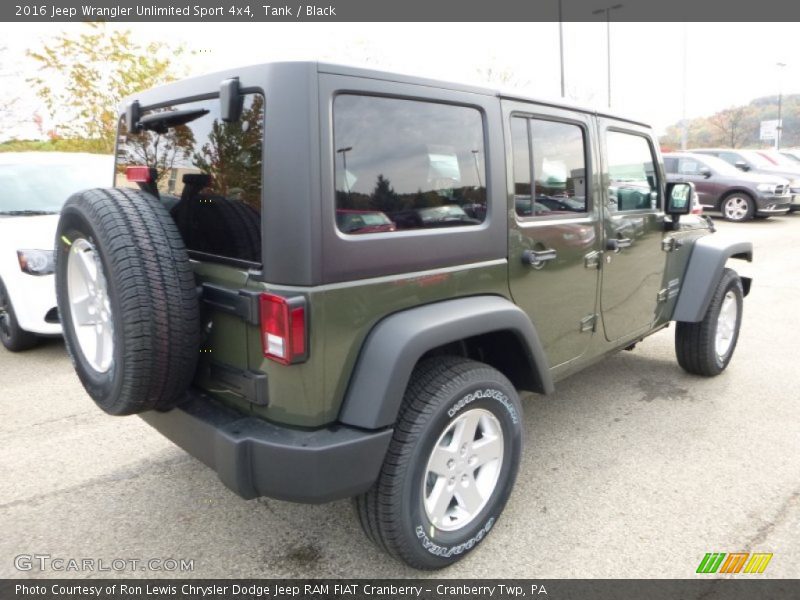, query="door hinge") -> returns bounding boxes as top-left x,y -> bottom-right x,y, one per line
579,313 -> 597,333
584,250 -> 602,270
662,237 -> 684,252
